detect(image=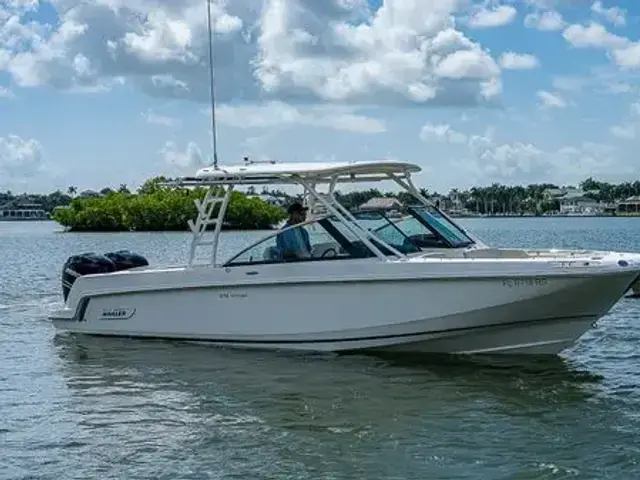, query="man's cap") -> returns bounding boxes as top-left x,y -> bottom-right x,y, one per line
287,202 -> 308,214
